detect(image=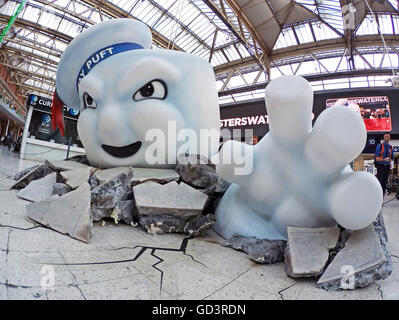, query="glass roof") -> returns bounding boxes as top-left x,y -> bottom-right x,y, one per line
0,0 -> 397,107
